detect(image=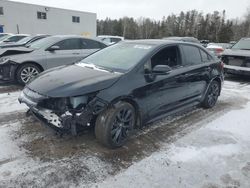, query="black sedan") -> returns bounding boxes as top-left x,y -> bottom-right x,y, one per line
19,40 -> 224,148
